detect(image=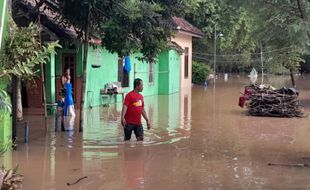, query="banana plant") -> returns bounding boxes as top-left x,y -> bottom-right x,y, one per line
0,17 -> 61,113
